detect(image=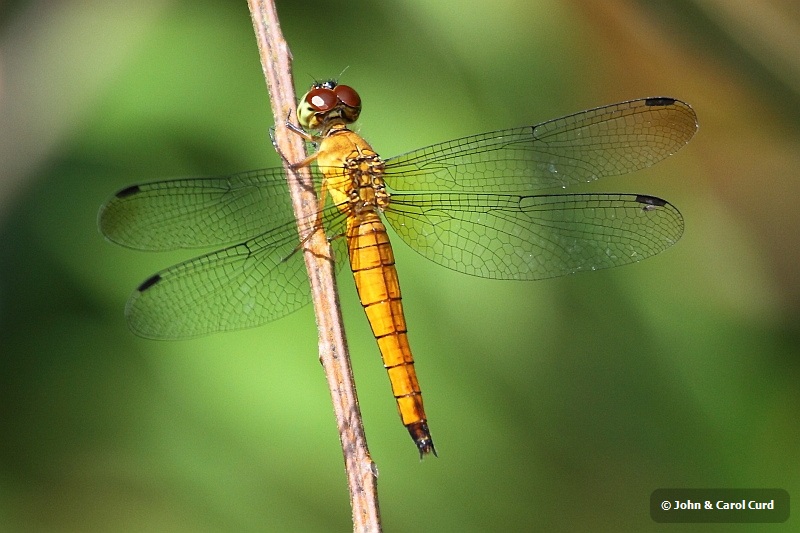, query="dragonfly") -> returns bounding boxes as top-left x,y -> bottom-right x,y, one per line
98,81 -> 697,457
